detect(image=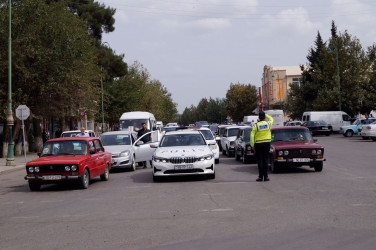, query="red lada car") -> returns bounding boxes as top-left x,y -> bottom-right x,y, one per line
25,137 -> 112,191
269,127 -> 325,173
